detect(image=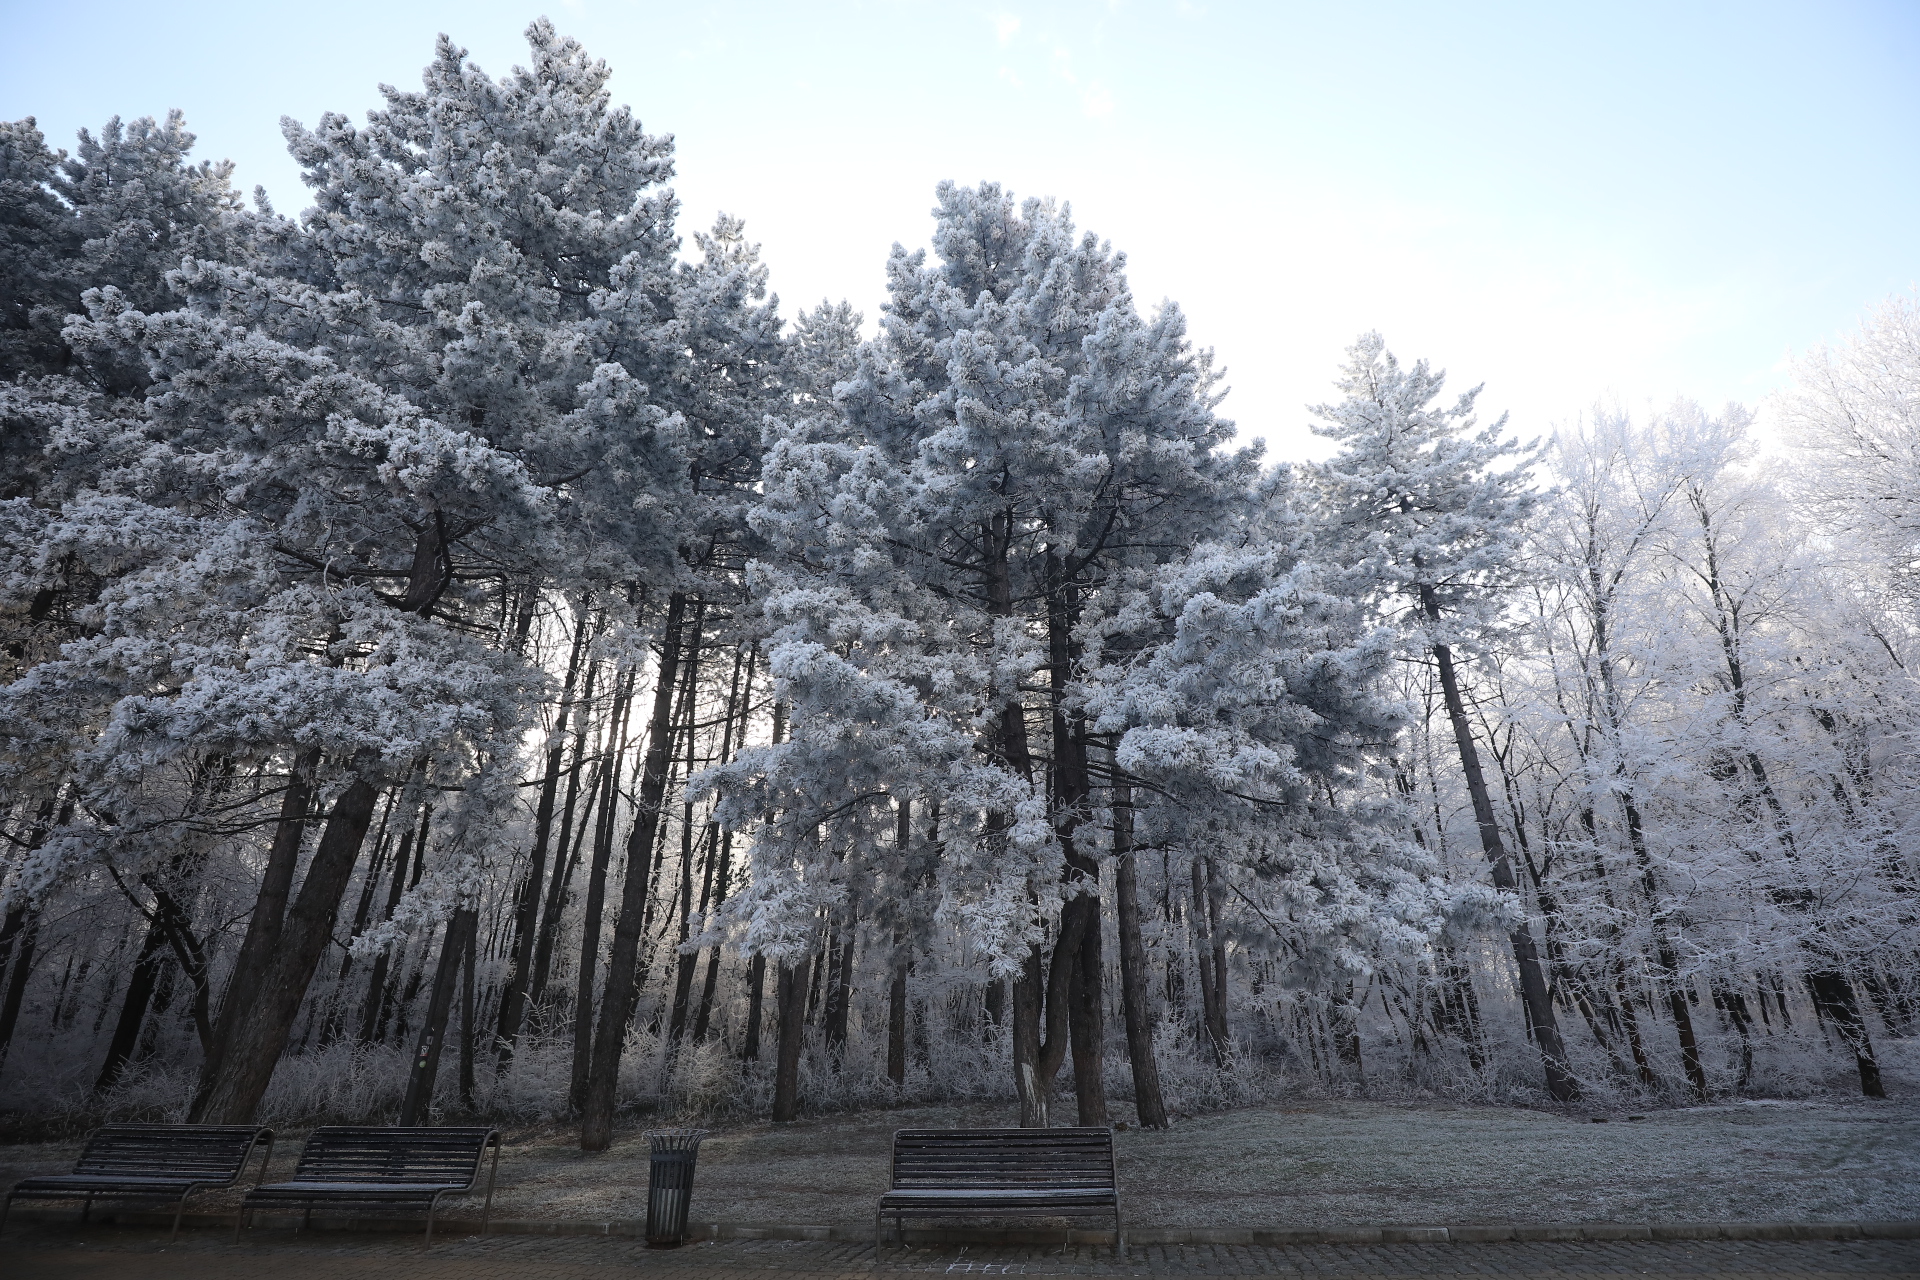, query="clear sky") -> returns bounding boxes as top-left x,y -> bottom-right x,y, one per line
5,1 -> 1916,459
